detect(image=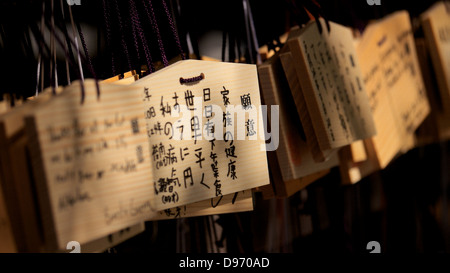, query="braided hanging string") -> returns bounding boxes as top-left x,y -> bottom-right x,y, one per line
128,0 -> 141,66
112,0 -> 133,72
129,0 -> 154,73
59,0 -> 72,85
76,21 -> 95,78
245,0 -> 262,64
161,0 -> 185,60
142,0 -> 168,67
76,21 -> 100,99
50,0 -> 57,94
102,0 -> 116,76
